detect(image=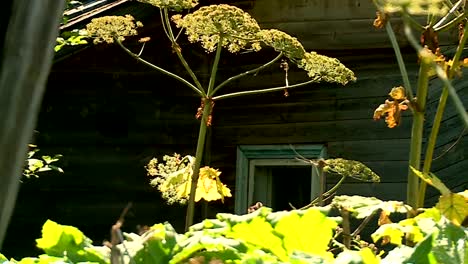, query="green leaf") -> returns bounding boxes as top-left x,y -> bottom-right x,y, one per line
274,209 -> 337,261
410,167 -> 451,195
436,193 -> 468,226
381,246 -> 415,264
0,253 -> 6,262
132,223 -> 178,264
334,248 -> 379,264
406,233 -> 438,264
227,213 -> 287,261
431,220 -> 467,264
35,220 -> 108,263
332,195 -> 411,219
371,223 -> 405,246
